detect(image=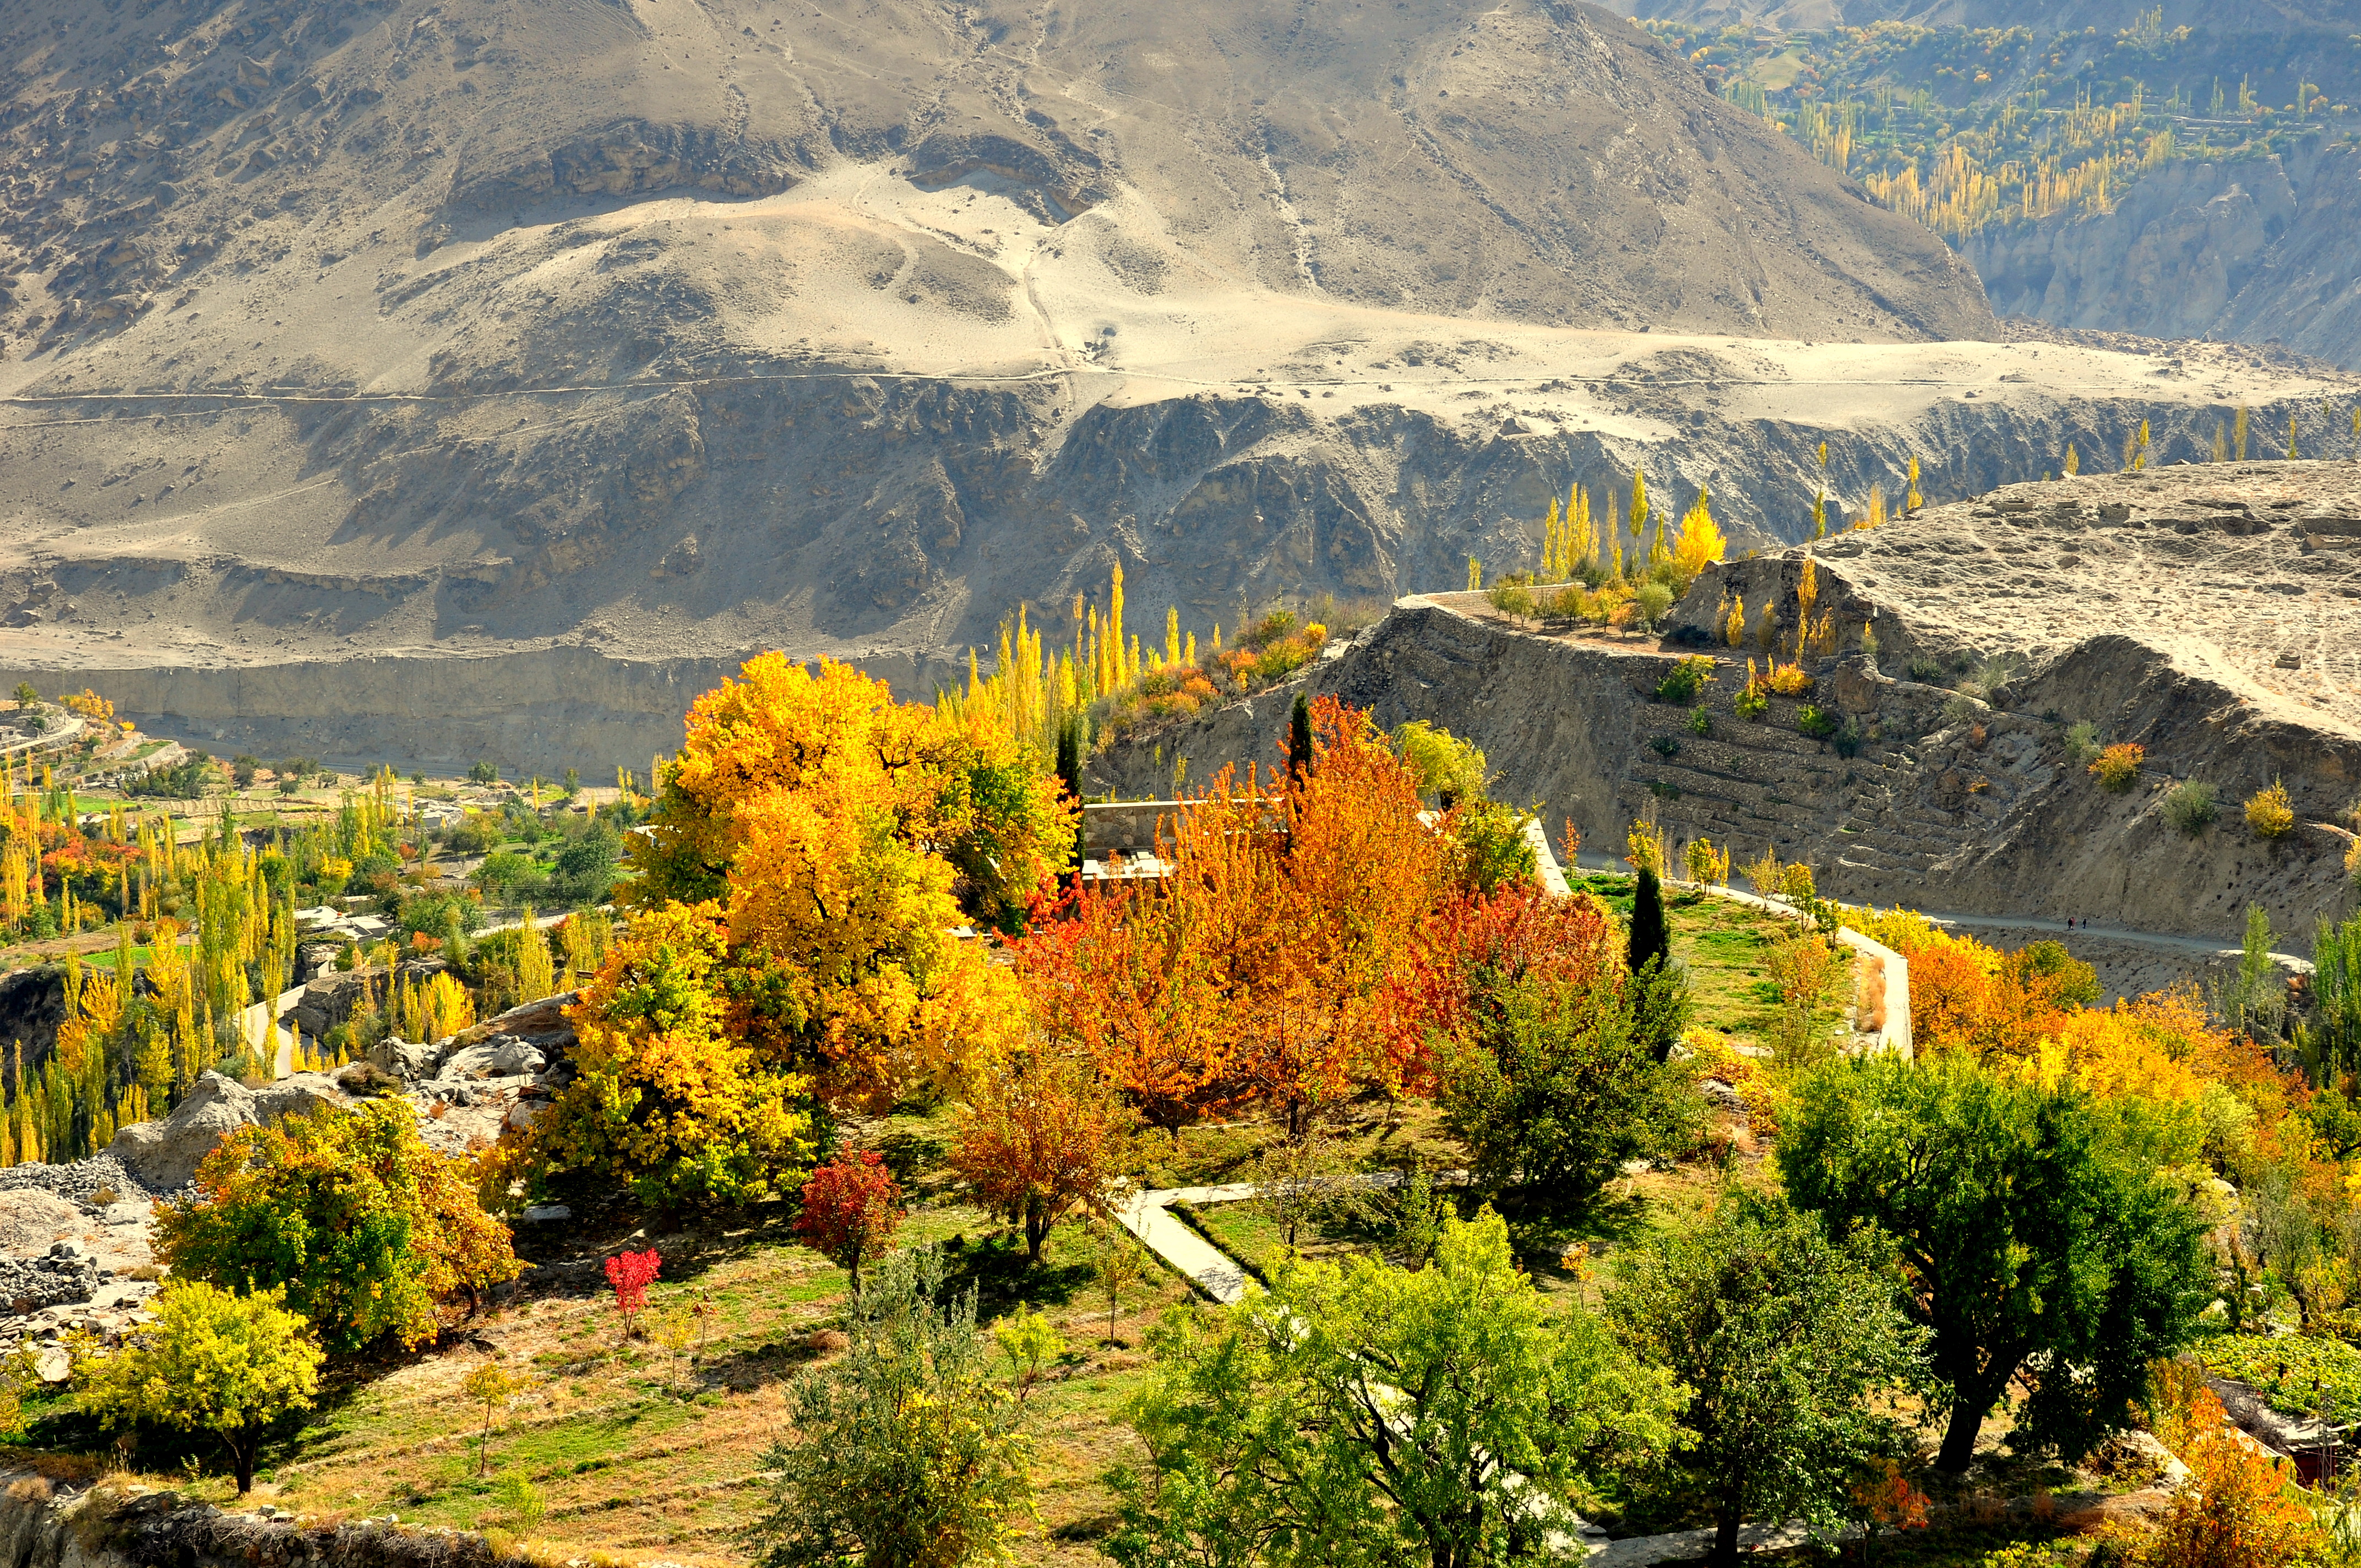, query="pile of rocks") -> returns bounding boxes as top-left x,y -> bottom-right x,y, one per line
106,1071 -> 353,1191
0,1183 -> 164,1371
373,991 -> 579,1156
0,1151 -> 149,1212
0,1242 -> 100,1315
